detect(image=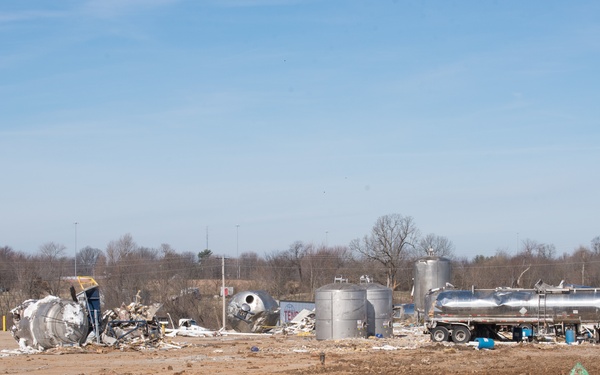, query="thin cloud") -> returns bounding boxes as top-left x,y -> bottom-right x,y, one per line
213,0 -> 305,8
80,0 -> 179,18
0,10 -> 66,23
